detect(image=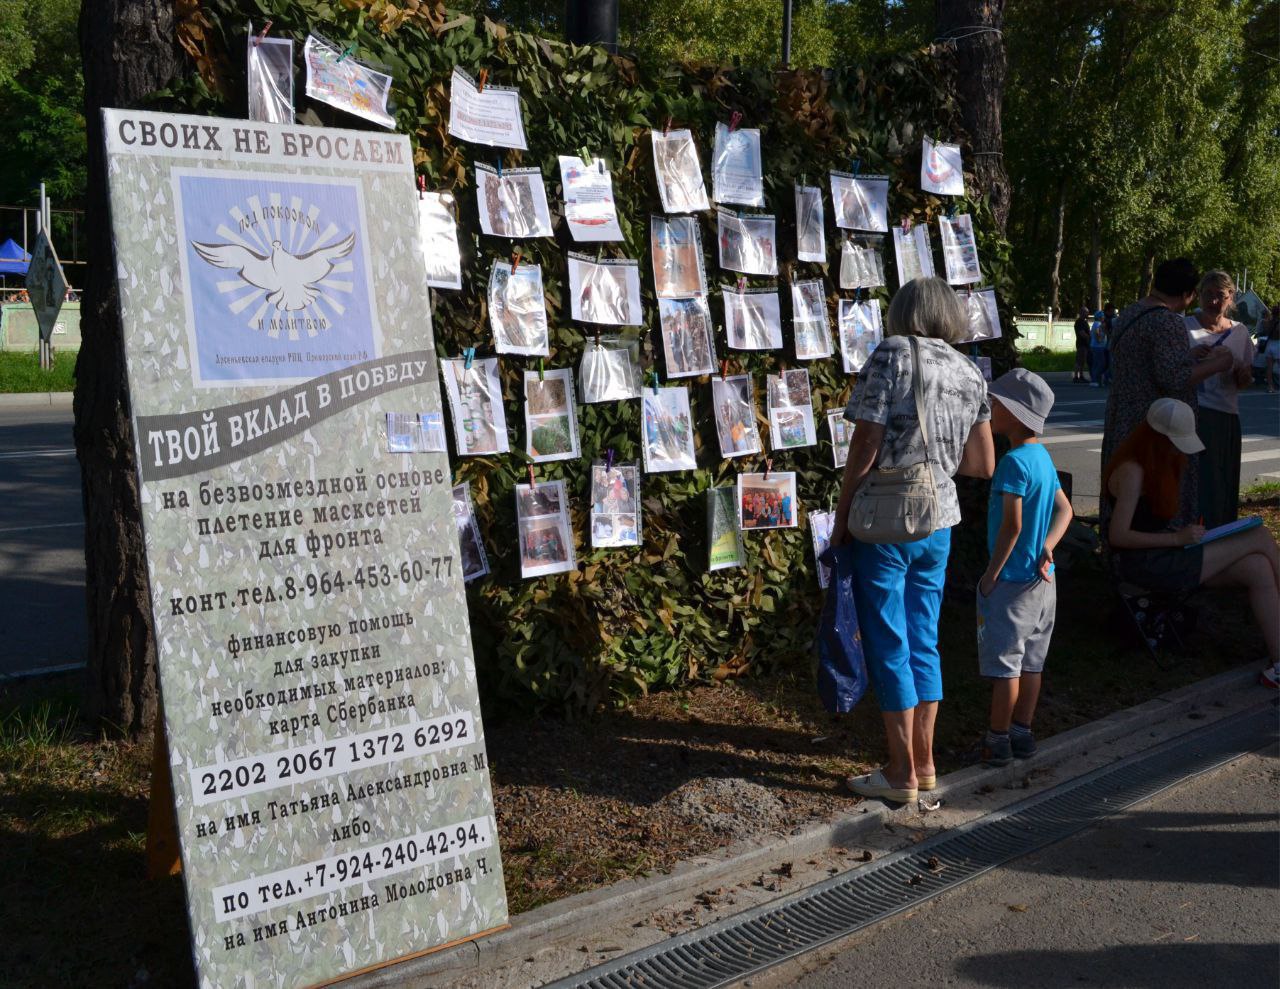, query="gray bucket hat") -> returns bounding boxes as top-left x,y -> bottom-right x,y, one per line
989,368 -> 1054,434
